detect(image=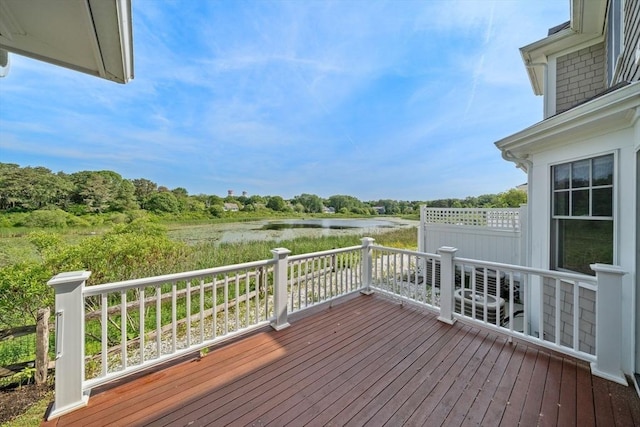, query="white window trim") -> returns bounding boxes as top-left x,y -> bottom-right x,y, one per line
549,150 -> 619,272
